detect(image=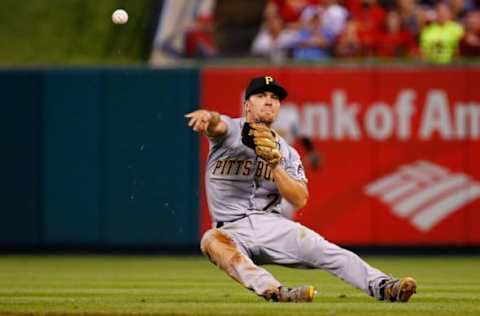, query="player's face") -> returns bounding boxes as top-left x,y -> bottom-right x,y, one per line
245,91 -> 281,125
